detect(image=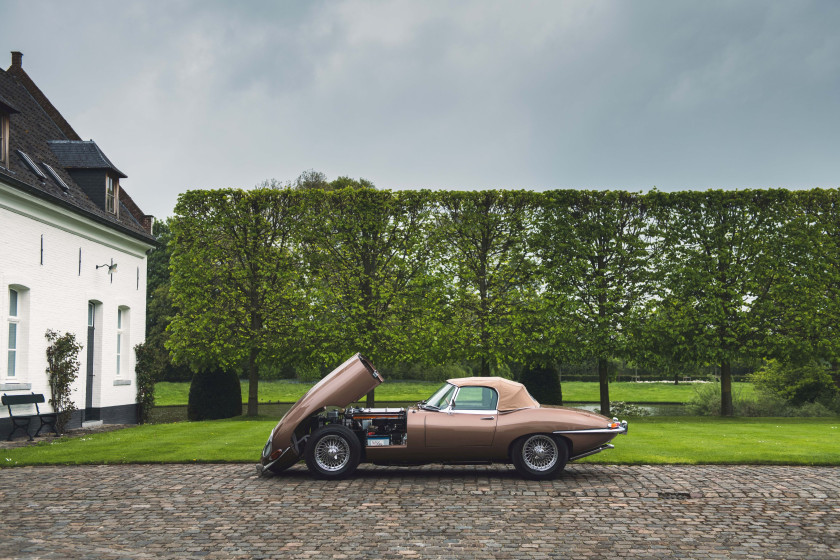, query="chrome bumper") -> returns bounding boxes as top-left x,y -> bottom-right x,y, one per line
553,418 -> 628,436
